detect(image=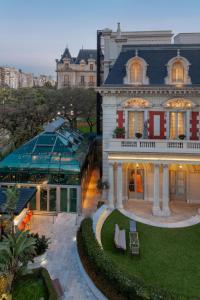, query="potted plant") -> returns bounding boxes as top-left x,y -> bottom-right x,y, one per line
178,134 -> 186,140
135,132 -> 142,139
113,127 -> 125,138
